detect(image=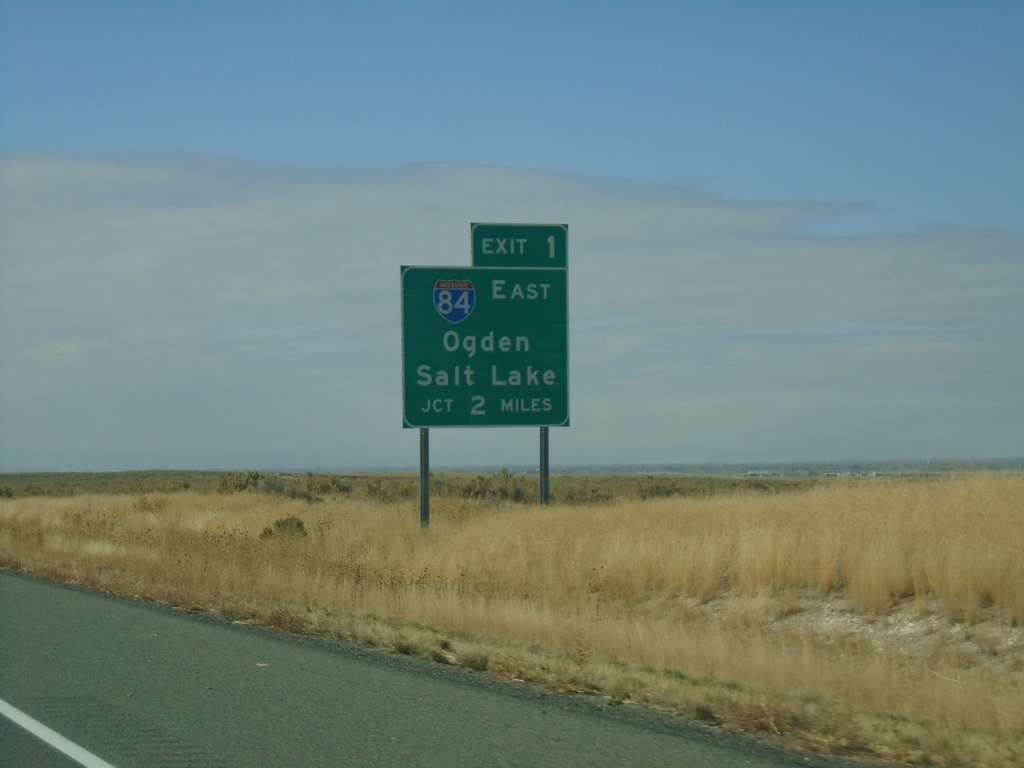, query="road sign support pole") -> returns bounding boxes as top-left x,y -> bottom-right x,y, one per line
540,427 -> 550,505
419,428 -> 430,528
